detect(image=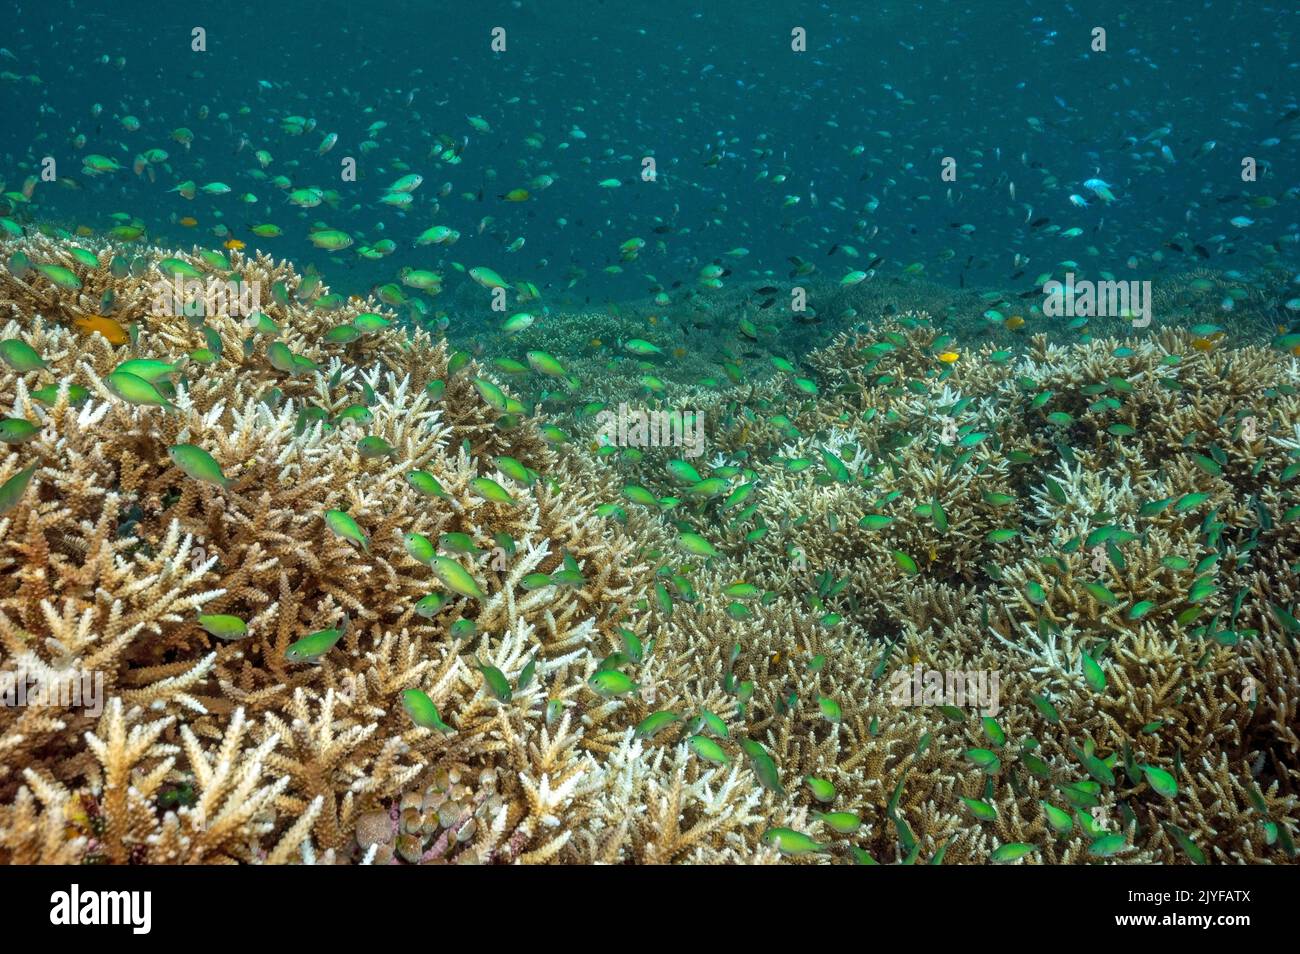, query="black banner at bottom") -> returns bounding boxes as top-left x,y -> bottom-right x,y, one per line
0,862 -> 1279,943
